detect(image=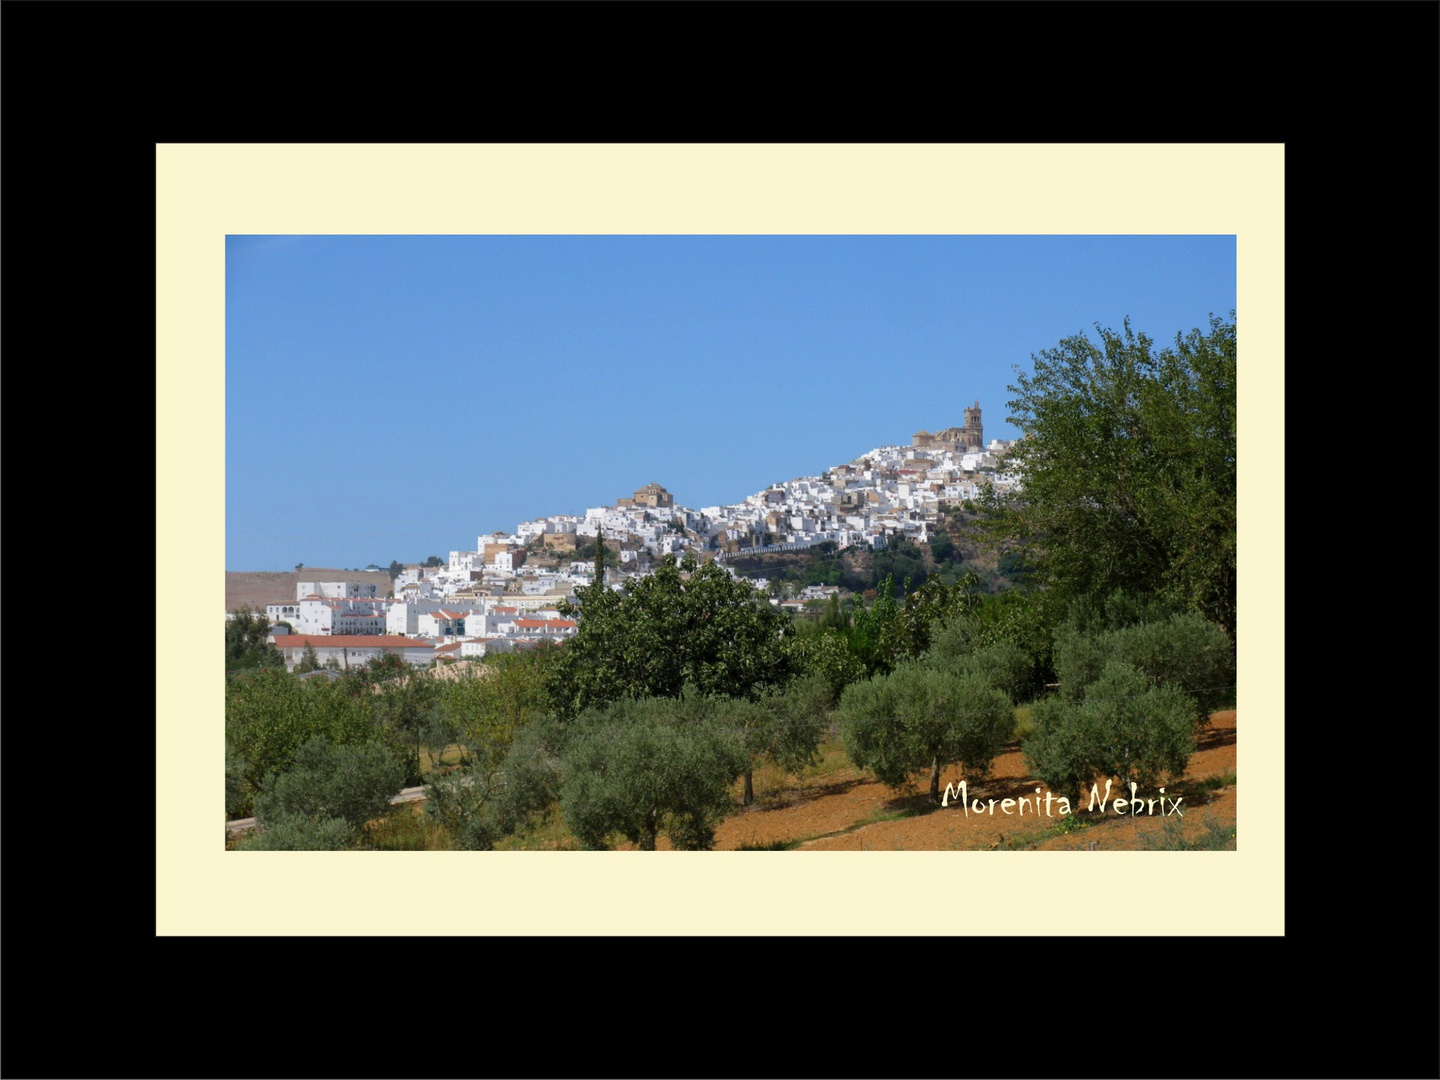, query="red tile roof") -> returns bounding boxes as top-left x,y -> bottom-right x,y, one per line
276,636 -> 433,649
